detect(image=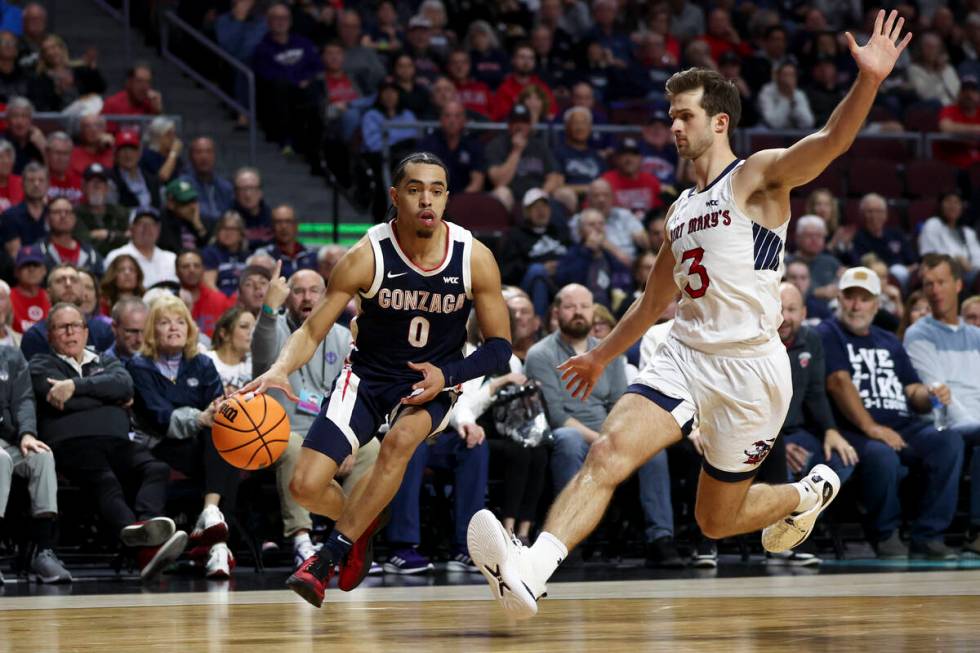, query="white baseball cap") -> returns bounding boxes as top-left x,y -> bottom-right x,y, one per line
522,188 -> 549,208
839,266 -> 881,296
